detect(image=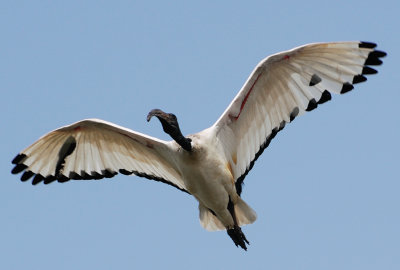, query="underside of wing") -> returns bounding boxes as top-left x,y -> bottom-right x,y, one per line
213,41 -> 386,195
11,119 -> 188,193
